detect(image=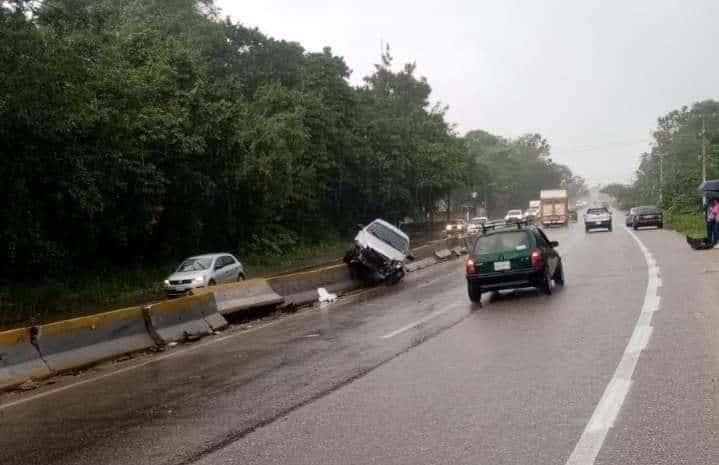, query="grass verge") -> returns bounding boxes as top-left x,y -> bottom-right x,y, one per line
665,210 -> 706,237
